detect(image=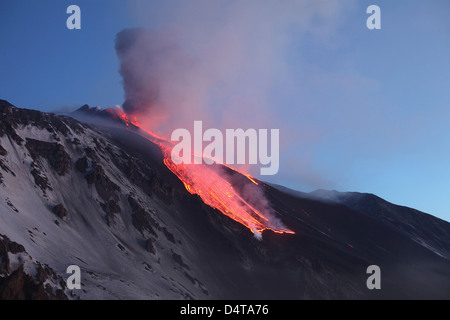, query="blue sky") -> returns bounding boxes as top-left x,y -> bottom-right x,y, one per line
1,1 -> 450,222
